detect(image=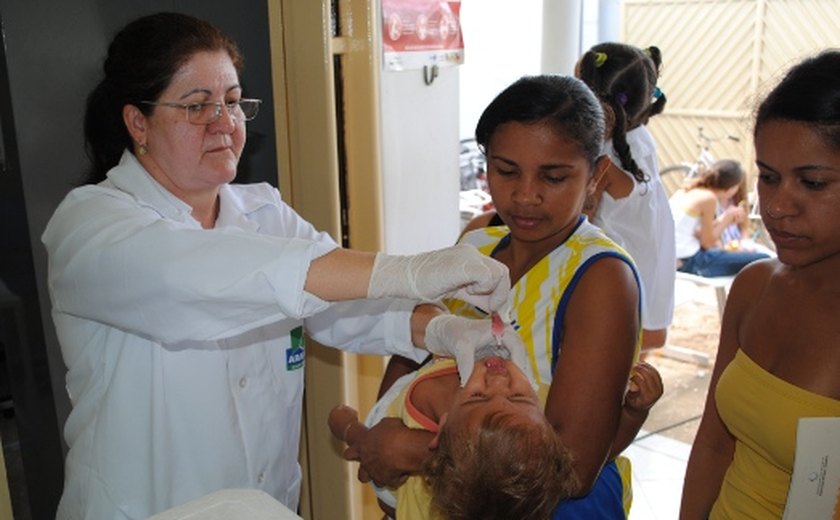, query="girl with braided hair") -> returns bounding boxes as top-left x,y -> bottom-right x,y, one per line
576,43 -> 666,183
576,43 -> 676,351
